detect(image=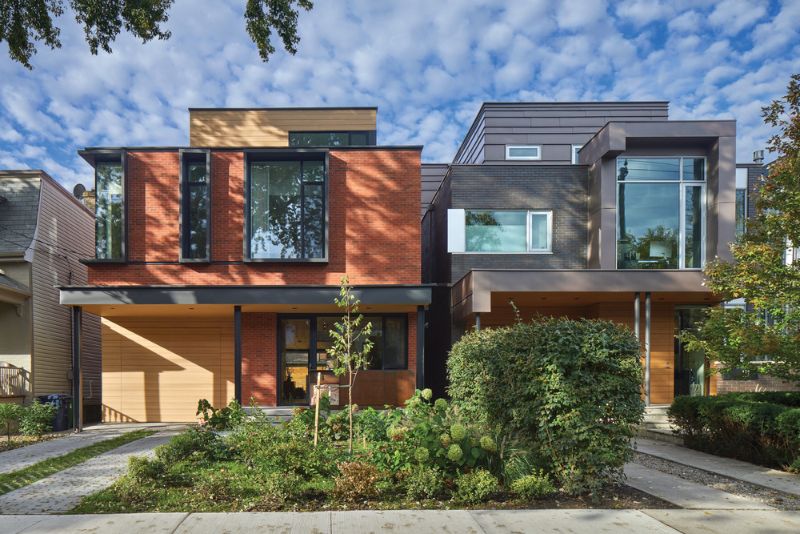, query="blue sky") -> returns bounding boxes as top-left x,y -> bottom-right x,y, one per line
0,0 -> 798,190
